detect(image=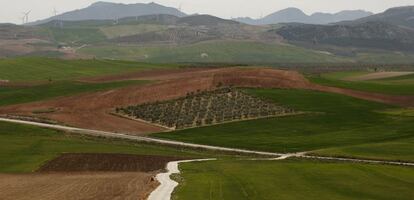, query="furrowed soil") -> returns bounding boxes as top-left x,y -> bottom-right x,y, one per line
1,67 -> 413,135
37,153 -> 185,172
0,172 -> 156,200
0,153 -> 184,200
